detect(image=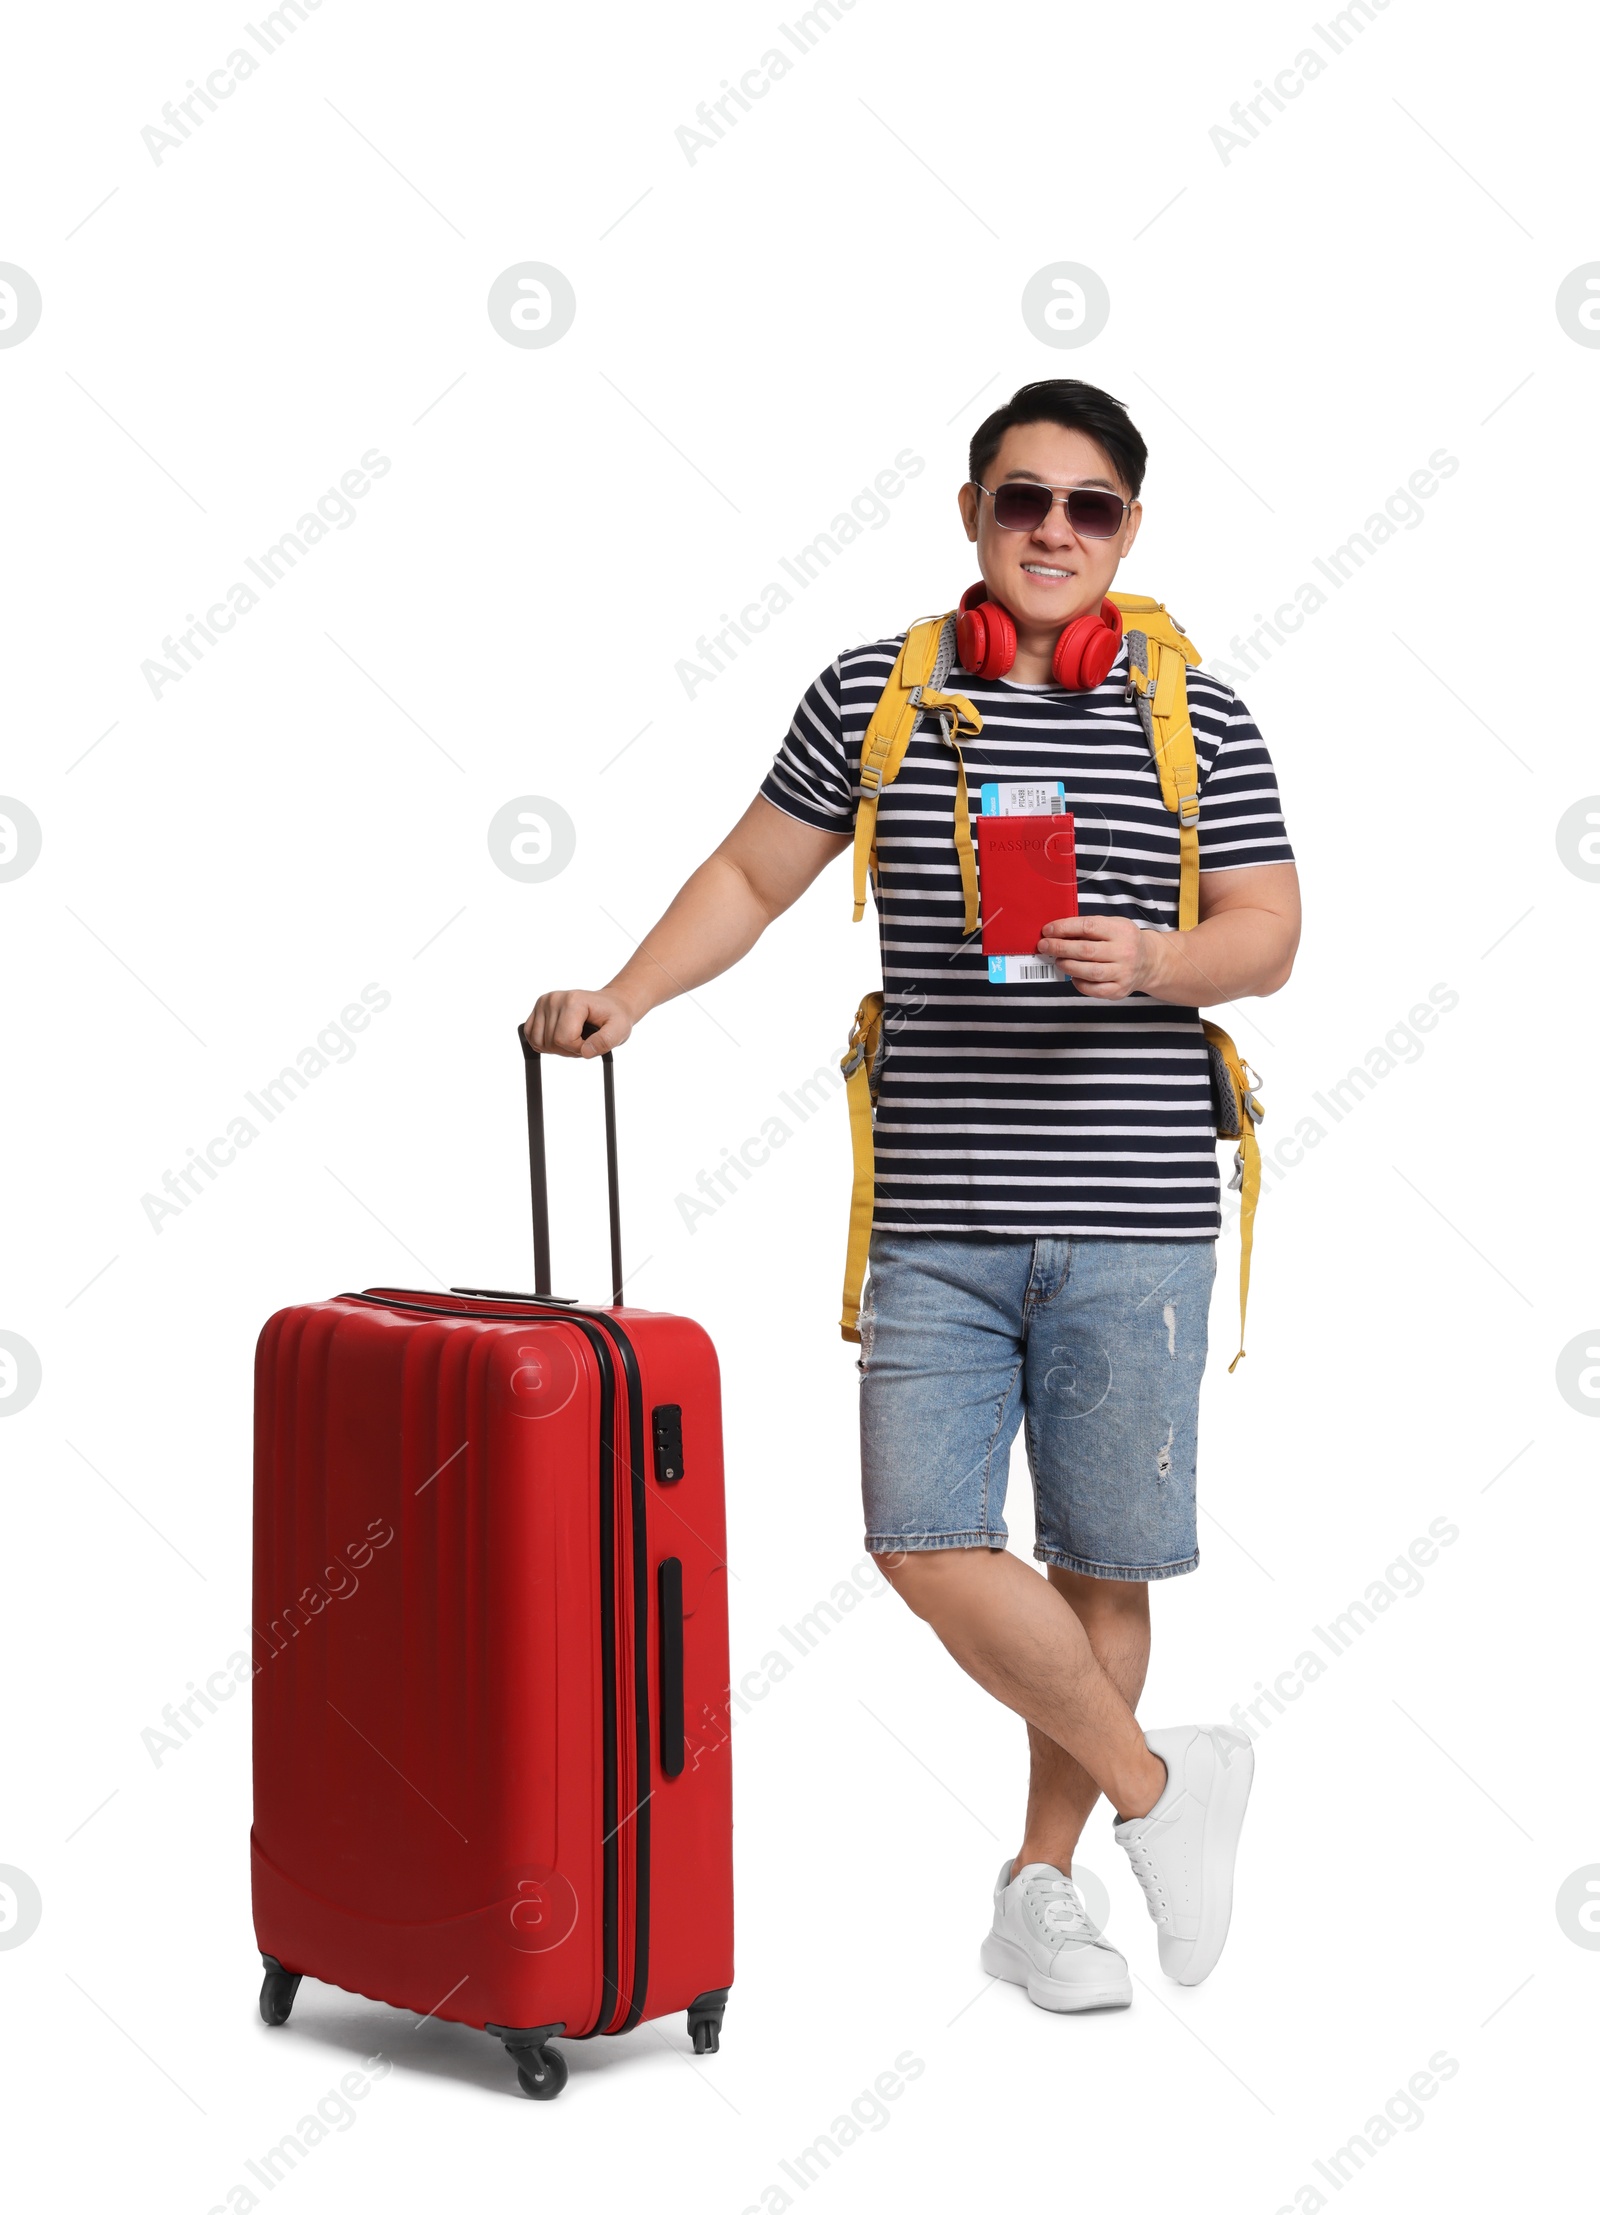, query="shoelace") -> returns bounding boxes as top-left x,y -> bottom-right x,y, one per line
1024,1873 -> 1101,1943
1119,1832 -> 1171,1925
